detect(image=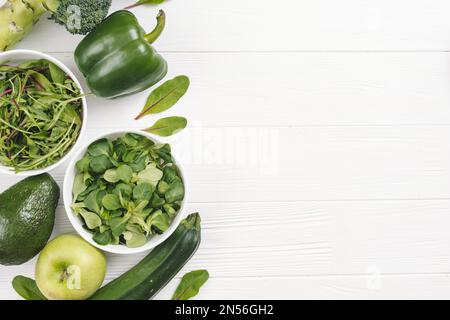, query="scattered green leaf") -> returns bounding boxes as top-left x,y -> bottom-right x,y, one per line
12,276 -> 47,300
125,0 -> 166,11
143,116 -> 187,137
172,270 -> 209,300
135,76 -> 189,120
